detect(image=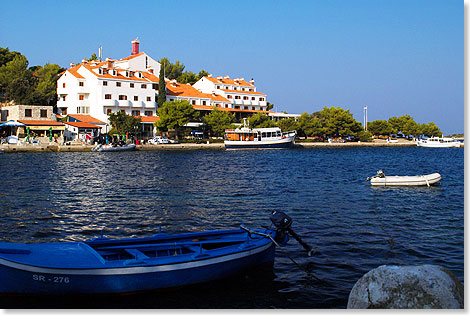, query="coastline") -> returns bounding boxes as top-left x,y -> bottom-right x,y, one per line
0,139 -> 451,153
